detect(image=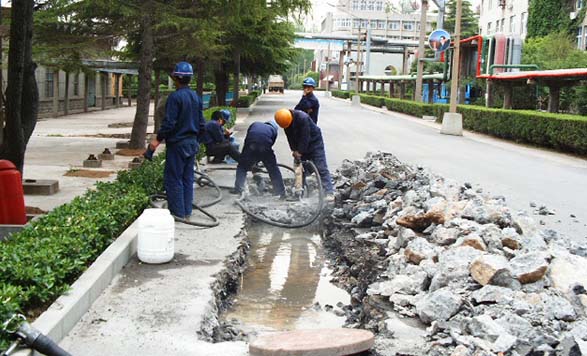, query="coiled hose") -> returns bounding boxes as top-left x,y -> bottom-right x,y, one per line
235,160 -> 325,229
